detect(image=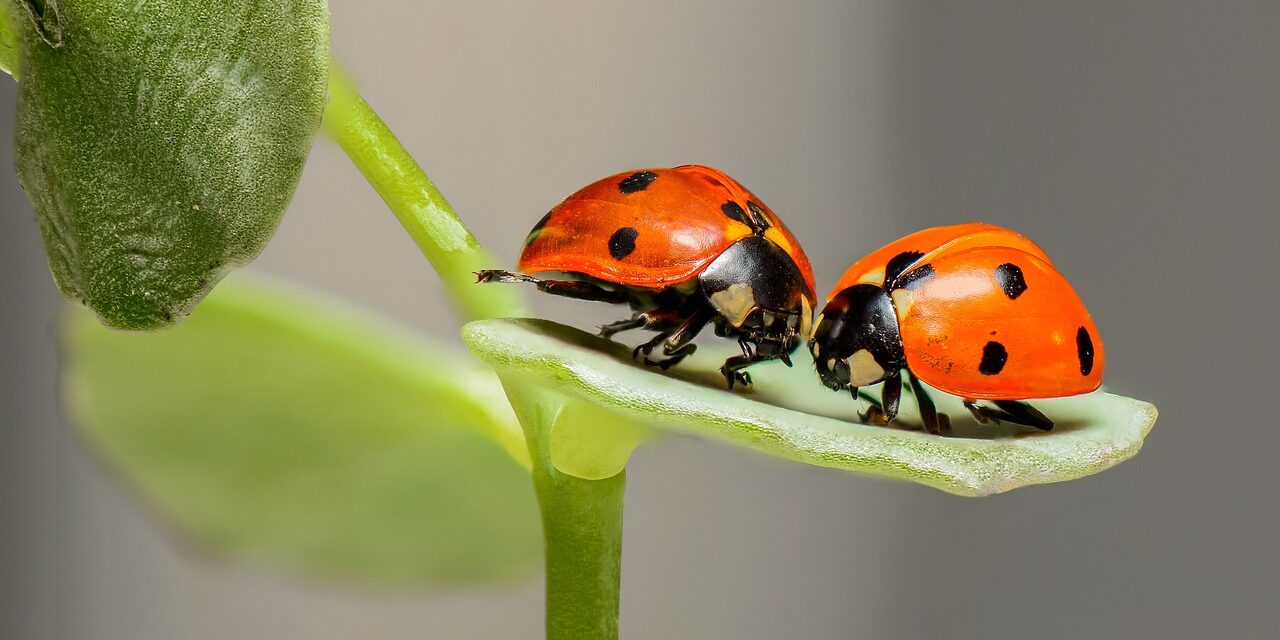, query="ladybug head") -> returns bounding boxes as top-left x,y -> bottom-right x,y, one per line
698,236 -> 814,357
810,284 -> 906,391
